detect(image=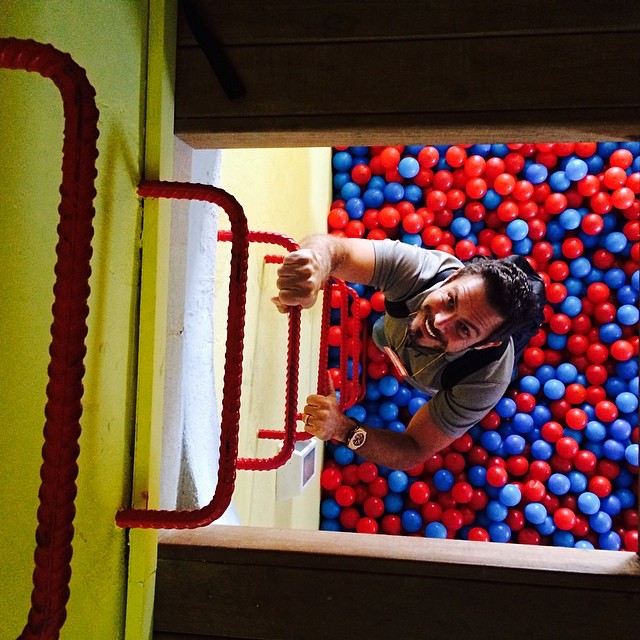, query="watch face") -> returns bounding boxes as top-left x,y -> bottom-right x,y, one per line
349,428 -> 366,449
